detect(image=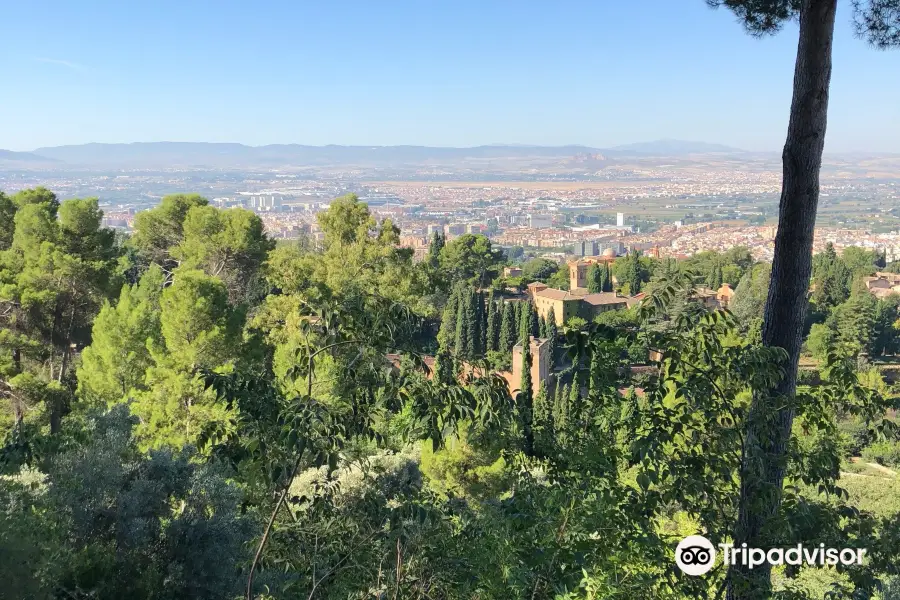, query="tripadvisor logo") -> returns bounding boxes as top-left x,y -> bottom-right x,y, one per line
675,535 -> 867,576
676,535 -> 717,576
